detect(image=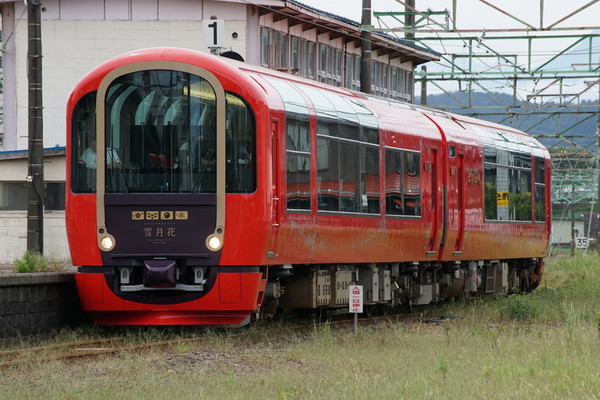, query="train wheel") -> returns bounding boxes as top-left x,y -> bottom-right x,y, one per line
378,303 -> 391,316
364,305 -> 376,318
